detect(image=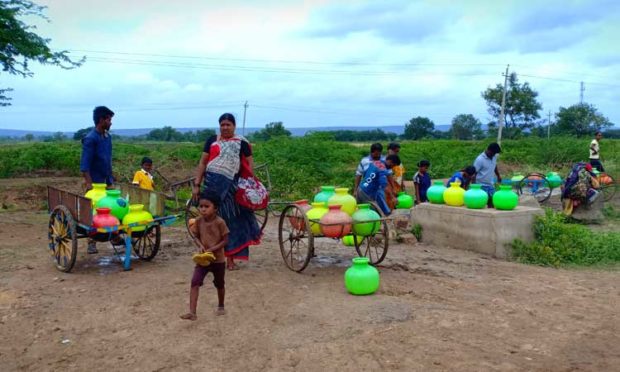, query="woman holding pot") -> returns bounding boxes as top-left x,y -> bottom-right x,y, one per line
191,113 -> 262,270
